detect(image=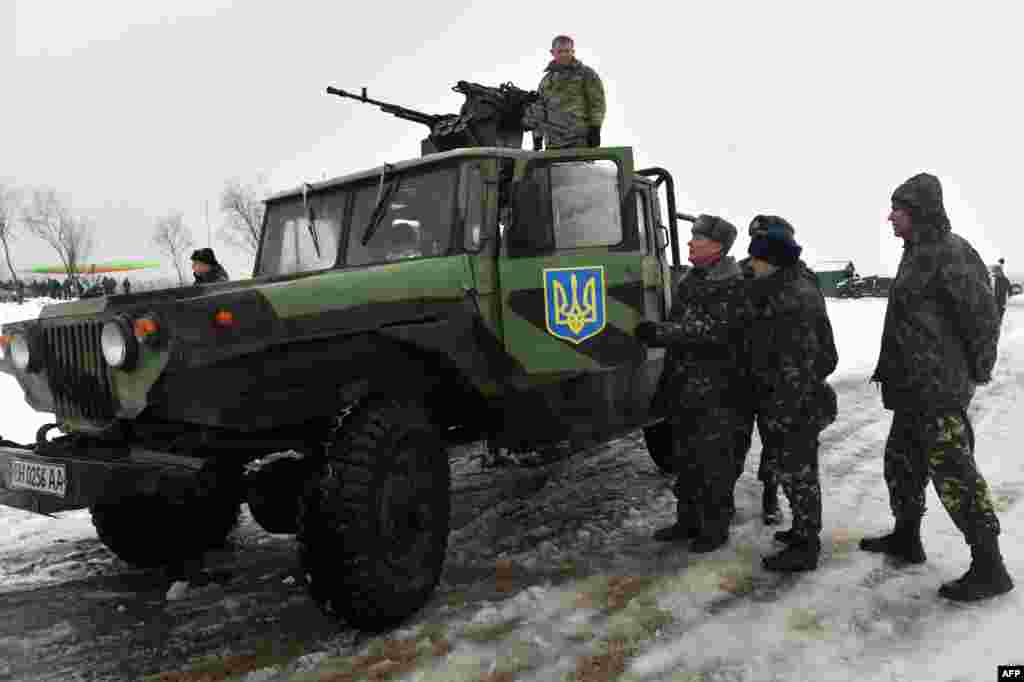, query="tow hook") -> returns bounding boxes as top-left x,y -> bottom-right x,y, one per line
36,423 -> 61,449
